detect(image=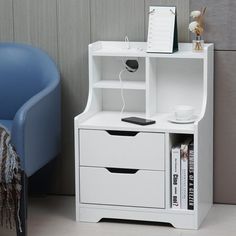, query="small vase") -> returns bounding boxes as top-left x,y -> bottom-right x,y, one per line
192,36 -> 204,52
